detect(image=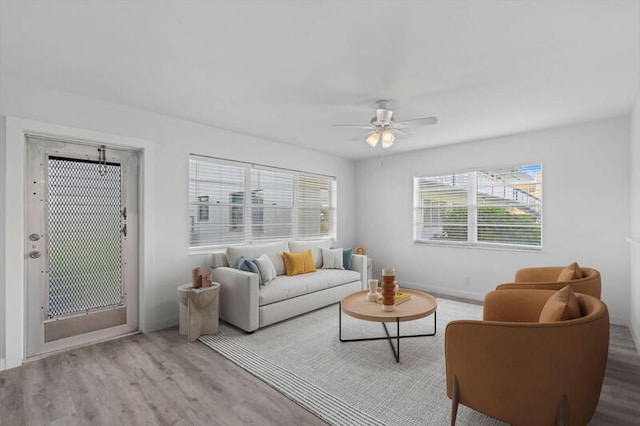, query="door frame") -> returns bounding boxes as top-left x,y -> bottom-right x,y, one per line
25,137 -> 139,358
2,117 -> 157,370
